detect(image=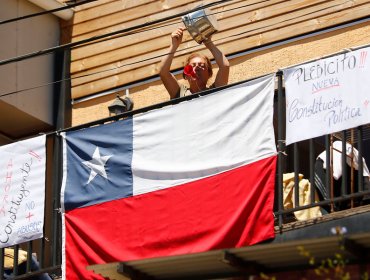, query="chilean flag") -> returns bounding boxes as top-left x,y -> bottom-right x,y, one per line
61,74 -> 277,279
